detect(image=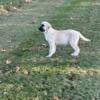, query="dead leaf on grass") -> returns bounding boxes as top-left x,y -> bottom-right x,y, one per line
51,96 -> 59,100
16,66 -> 20,73
0,48 -> 6,52
25,0 -> 32,3
6,59 -> 11,64
0,5 -> 8,15
0,8 -> 8,15
23,69 -> 29,75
